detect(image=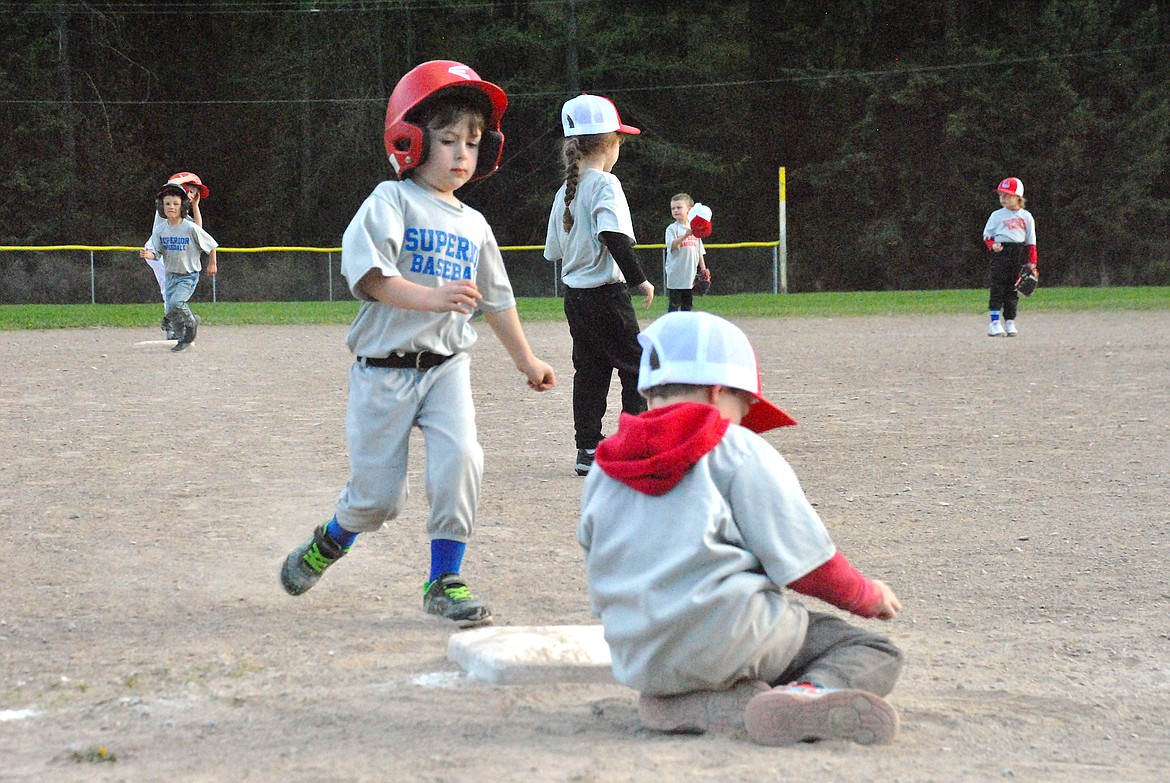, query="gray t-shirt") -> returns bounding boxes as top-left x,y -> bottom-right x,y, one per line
983,207 -> 1036,245
544,168 -> 636,289
147,219 -> 218,274
664,221 -> 705,290
341,178 -> 516,358
579,425 -> 836,695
